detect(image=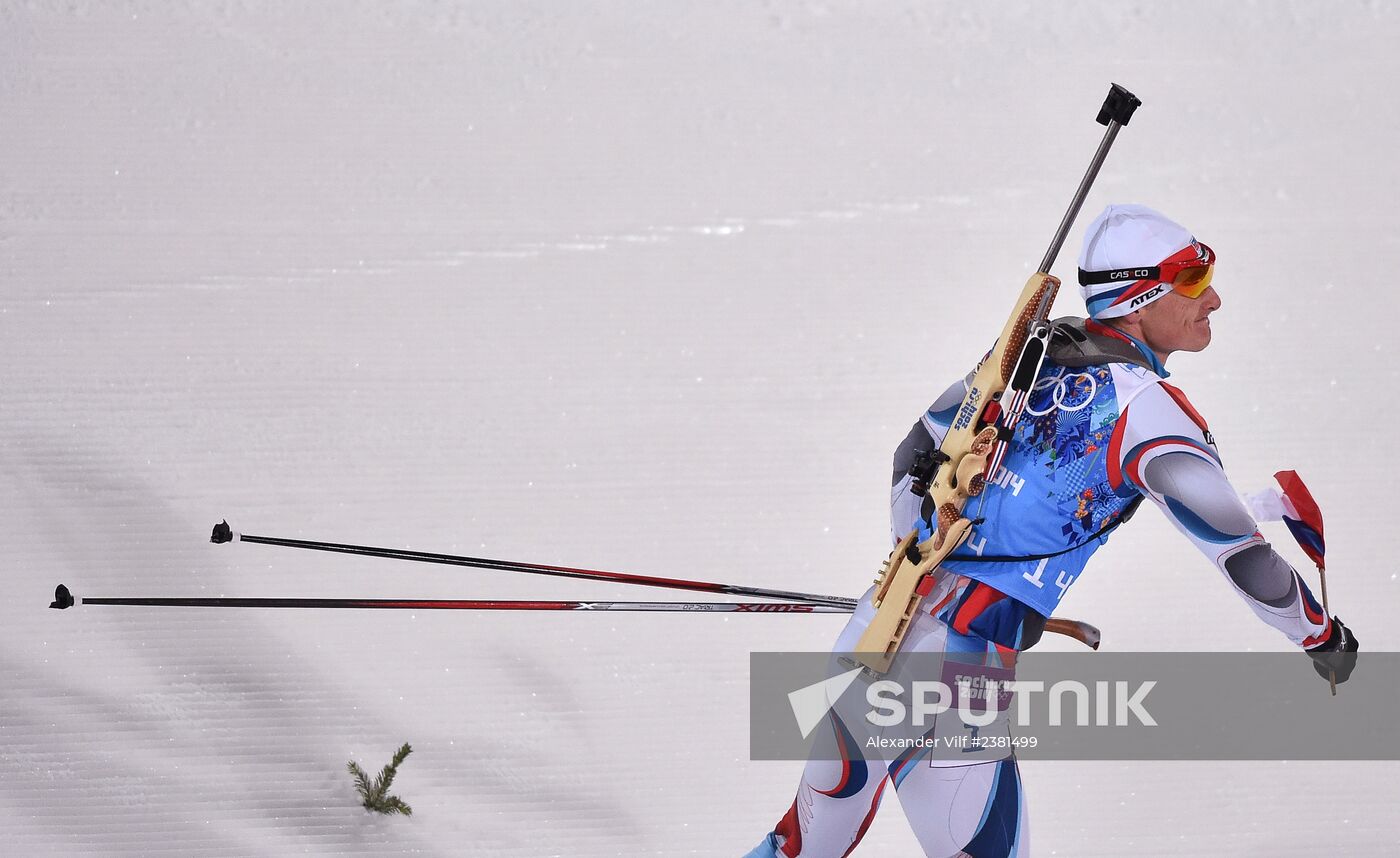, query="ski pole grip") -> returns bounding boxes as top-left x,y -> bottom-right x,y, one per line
1096,83 -> 1141,127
